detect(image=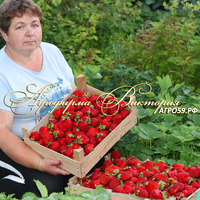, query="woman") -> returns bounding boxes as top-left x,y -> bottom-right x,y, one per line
0,0 -> 75,198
